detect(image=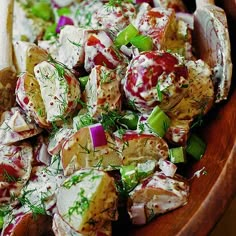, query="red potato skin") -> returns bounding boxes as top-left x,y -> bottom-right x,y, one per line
128,171 -> 190,223
124,51 -> 188,112
0,143 -> 32,204
15,72 -> 49,128
0,107 -> 42,145
84,32 -> 126,72
135,5 -> 175,49
2,212 -> 54,236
